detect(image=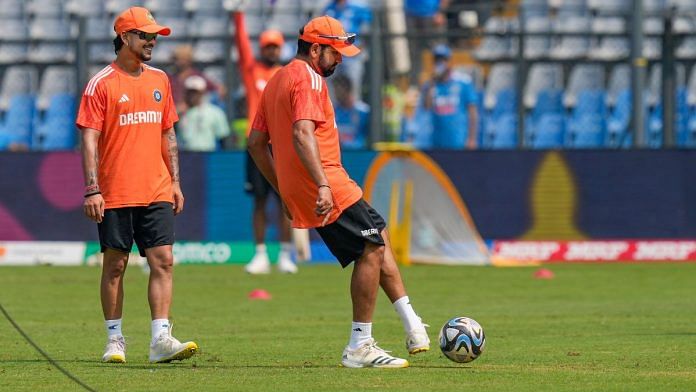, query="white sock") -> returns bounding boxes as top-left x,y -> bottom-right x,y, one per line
349,321 -> 372,350
393,296 -> 423,332
151,319 -> 170,344
279,242 -> 293,261
255,243 -> 267,255
105,319 -> 122,339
